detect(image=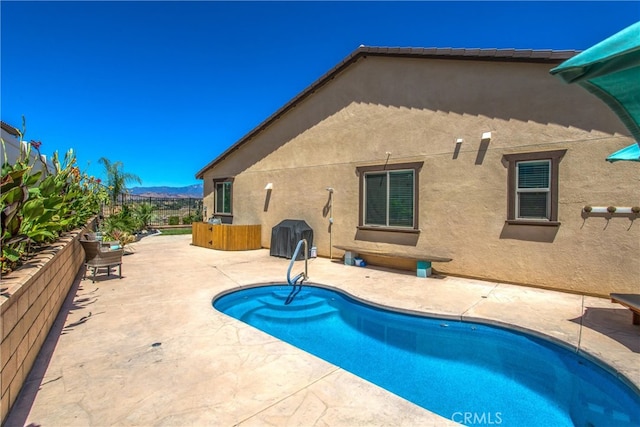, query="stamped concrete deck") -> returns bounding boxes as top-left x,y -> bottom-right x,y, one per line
4,234 -> 639,426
